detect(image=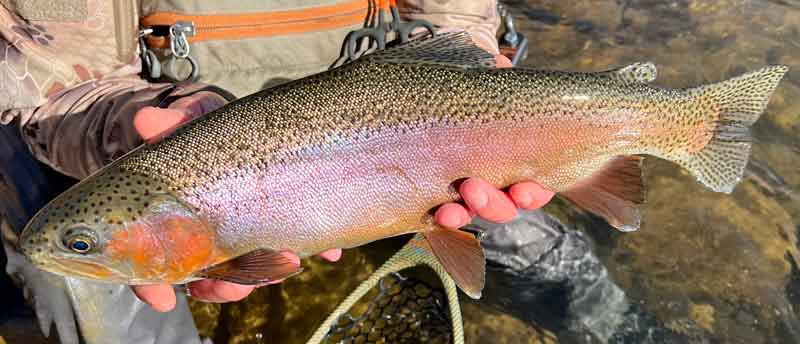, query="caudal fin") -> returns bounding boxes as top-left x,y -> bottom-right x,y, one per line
679,65 -> 788,193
